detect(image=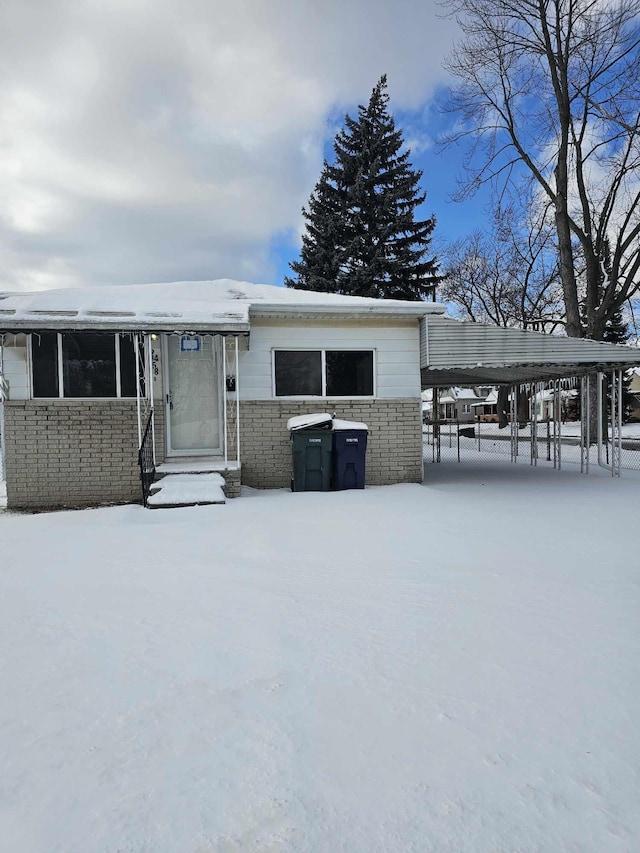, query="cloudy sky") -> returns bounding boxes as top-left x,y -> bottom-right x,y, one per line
0,0 -> 484,293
